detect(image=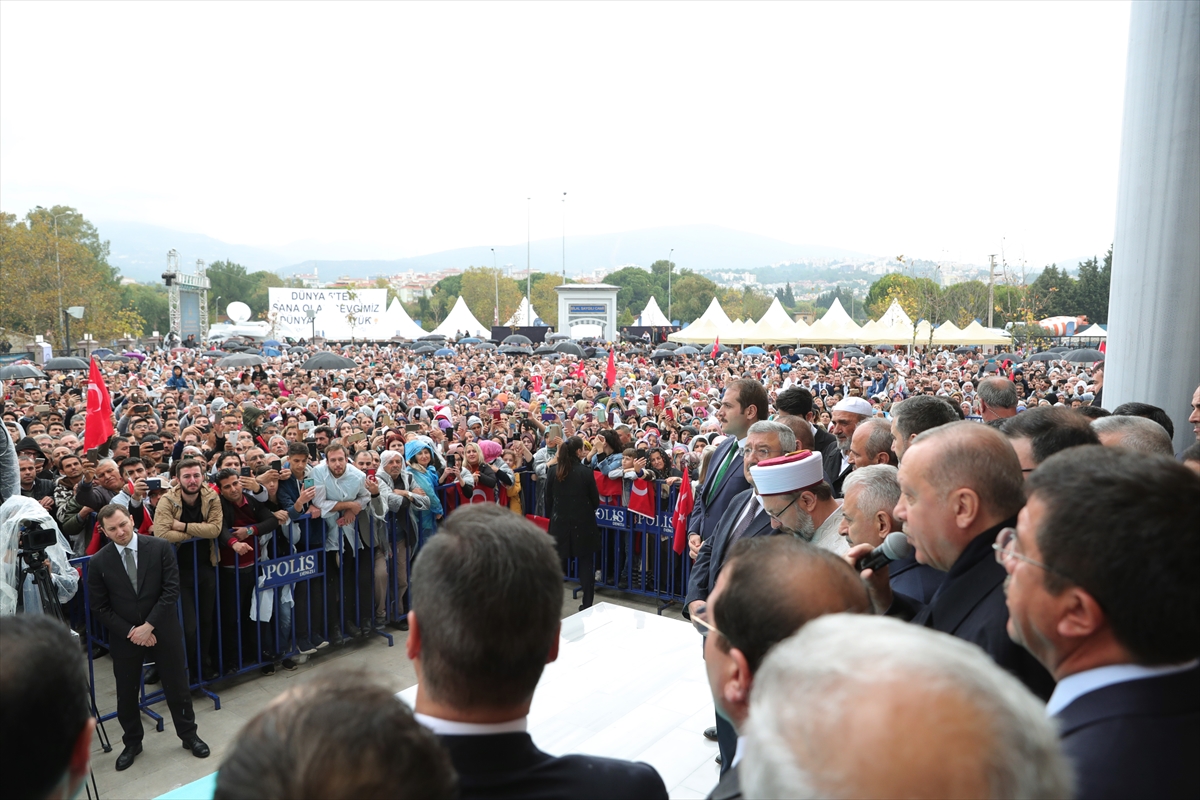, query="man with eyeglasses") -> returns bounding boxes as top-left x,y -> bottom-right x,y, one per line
753,451 -> 849,557
848,421 -> 1055,700
1000,446 -> 1199,799
691,536 -> 869,800
685,419 -> 794,773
